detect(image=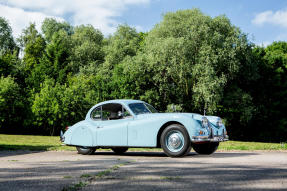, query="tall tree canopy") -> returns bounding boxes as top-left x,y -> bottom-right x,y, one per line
0,9 -> 285,140
0,17 -> 16,55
